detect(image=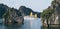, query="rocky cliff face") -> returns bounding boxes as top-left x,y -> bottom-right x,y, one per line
51,0 -> 60,20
